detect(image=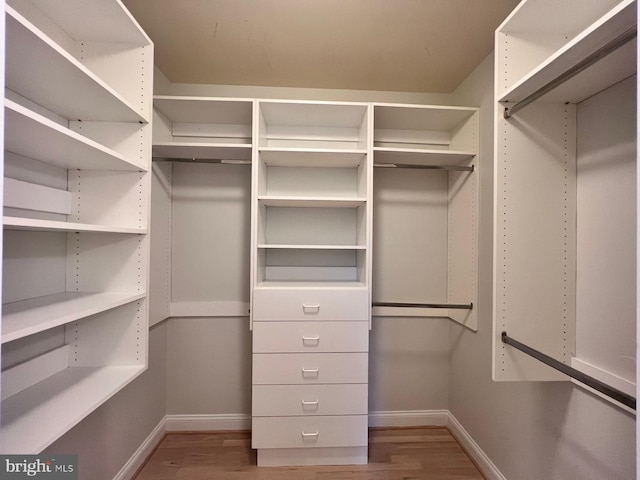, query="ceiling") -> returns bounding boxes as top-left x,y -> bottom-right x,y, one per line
122,0 -> 520,93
